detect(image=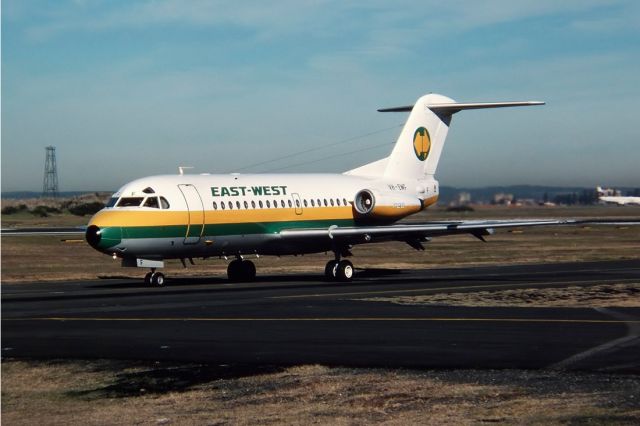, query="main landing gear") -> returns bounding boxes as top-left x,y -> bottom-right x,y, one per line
324,259 -> 354,282
144,269 -> 165,287
227,258 -> 256,282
